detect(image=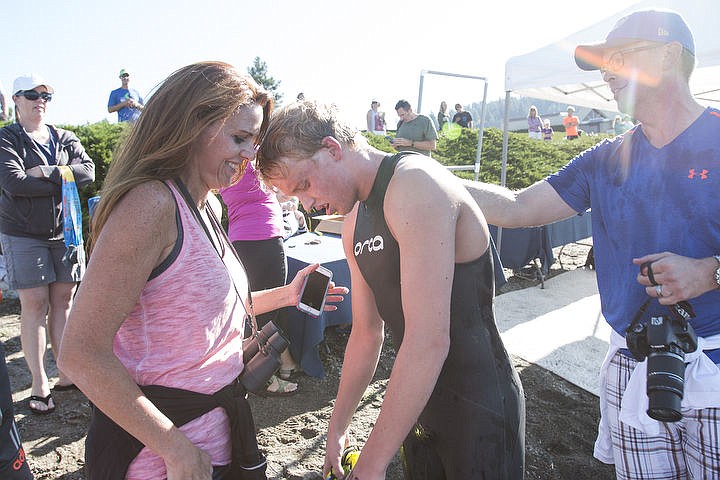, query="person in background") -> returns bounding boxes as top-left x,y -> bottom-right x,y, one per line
365,100 -> 386,136
276,191 -> 307,239
527,105 -> 543,139
59,62 -> 346,480
0,342 -> 33,479
0,80 -> 8,122
563,105 -> 579,139
613,114 -> 634,135
541,119 -> 554,141
220,162 -> 301,396
257,101 -> 524,480
107,69 -> 144,123
392,99 -> 437,157
465,9 -> 720,478
0,74 -> 95,415
452,103 -> 473,128
436,101 -> 450,132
